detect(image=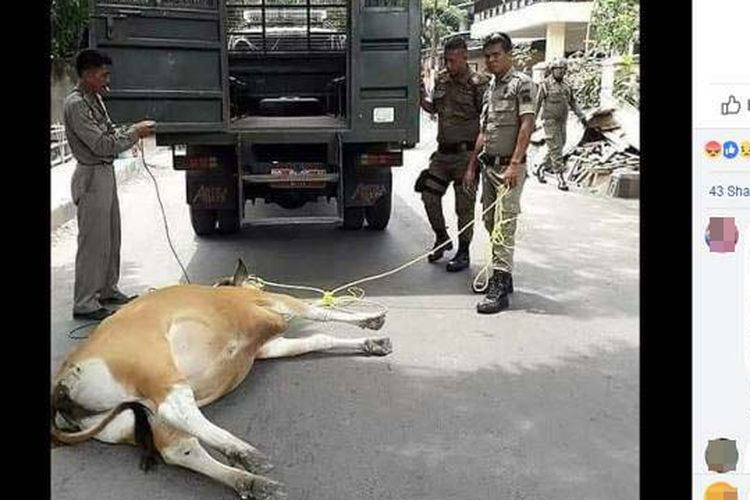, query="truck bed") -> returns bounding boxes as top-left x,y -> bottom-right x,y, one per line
230,116 -> 347,130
